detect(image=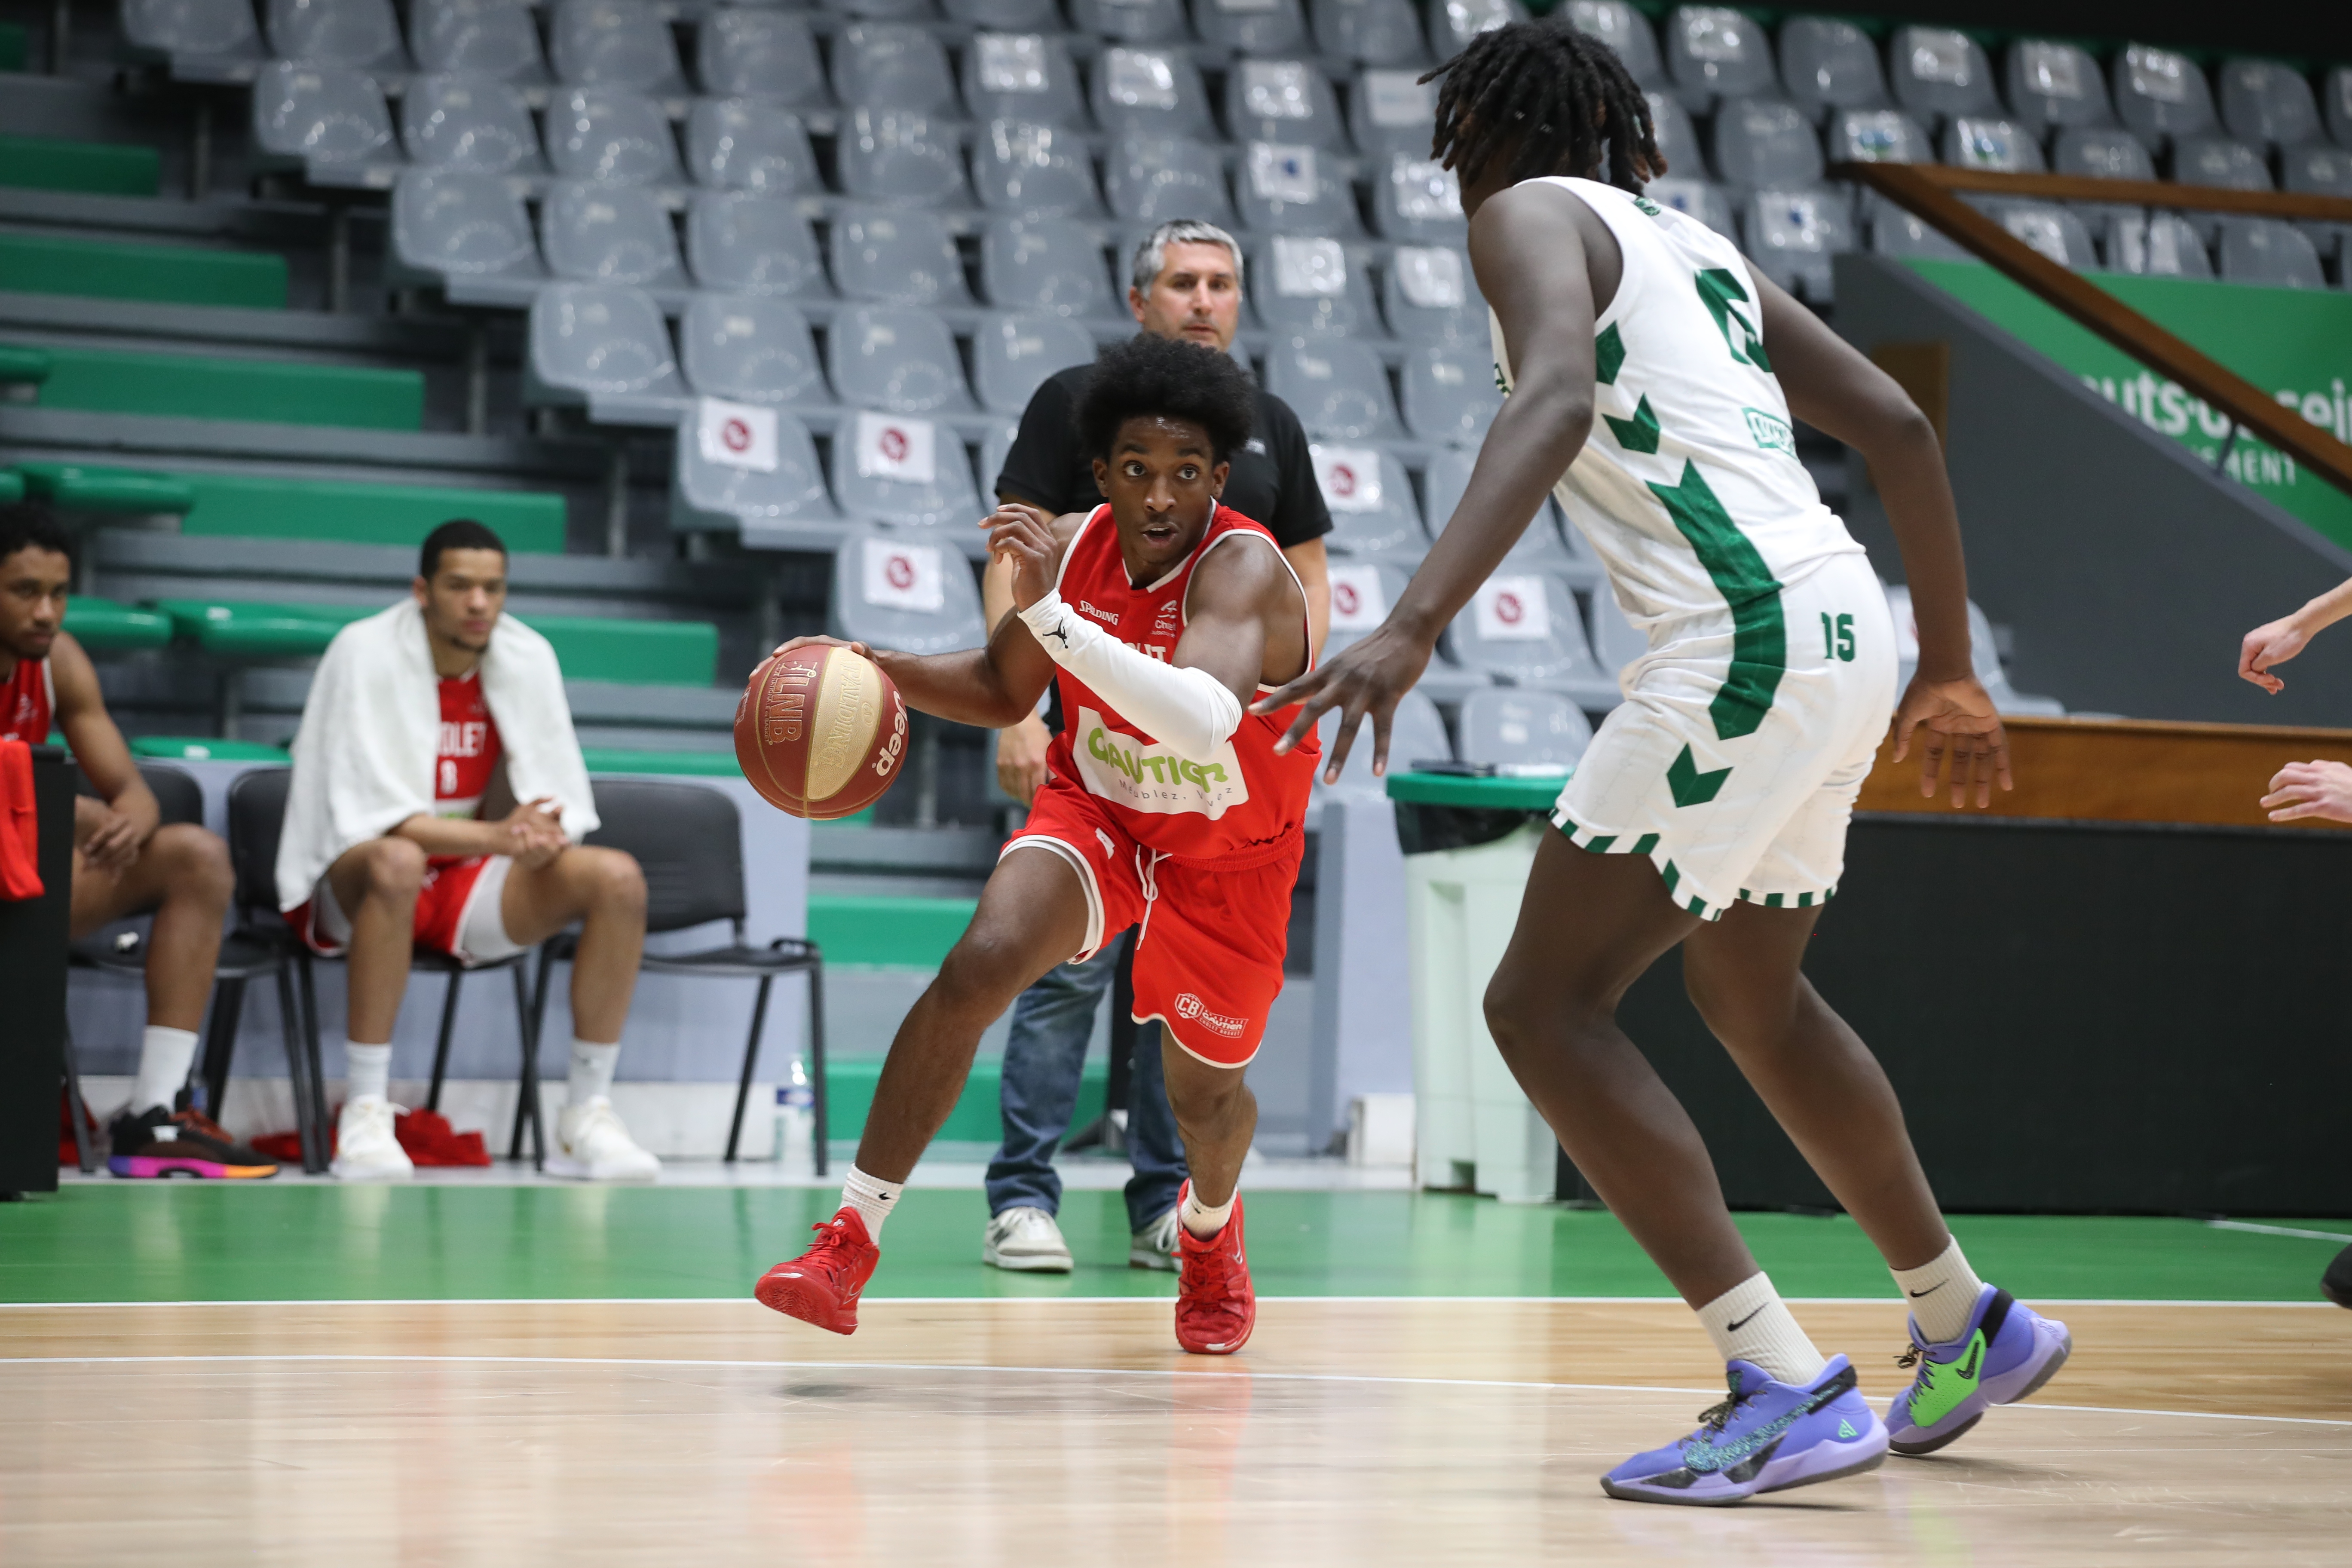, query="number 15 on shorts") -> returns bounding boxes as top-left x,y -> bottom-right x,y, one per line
1820,612 -> 1855,662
